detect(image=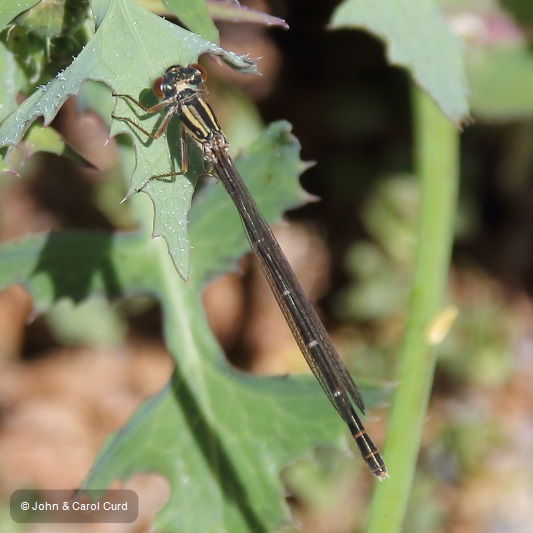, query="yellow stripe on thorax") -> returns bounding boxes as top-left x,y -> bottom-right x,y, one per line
180,97 -> 221,143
